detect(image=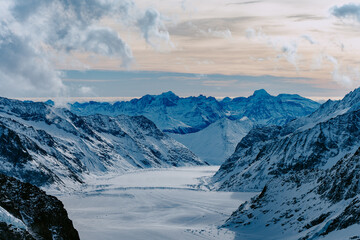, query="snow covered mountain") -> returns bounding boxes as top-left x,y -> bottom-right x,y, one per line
0,96 -> 204,189
222,89 -> 320,125
212,87 -> 360,191
169,117 -> 254,165
70,90 -> 319,164
224,147 -> 360,240
71,90 -> 319,134
71,91 -> 223,134
0,174 -> 79,240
